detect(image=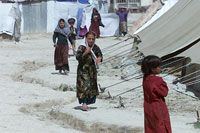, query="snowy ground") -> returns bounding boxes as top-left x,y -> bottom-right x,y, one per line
0,33 -> 200,133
